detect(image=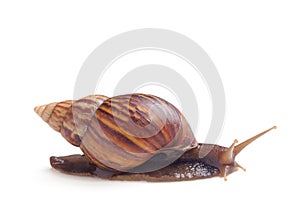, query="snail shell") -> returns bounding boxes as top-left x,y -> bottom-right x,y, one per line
35,94 -> 197,172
